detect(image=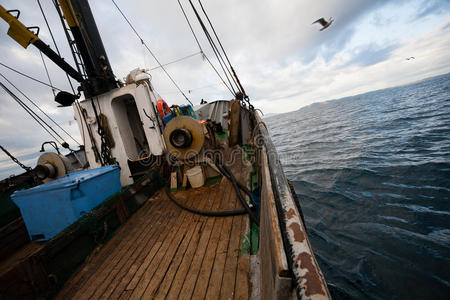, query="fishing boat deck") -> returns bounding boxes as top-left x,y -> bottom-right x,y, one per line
57,154 -> 251,300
